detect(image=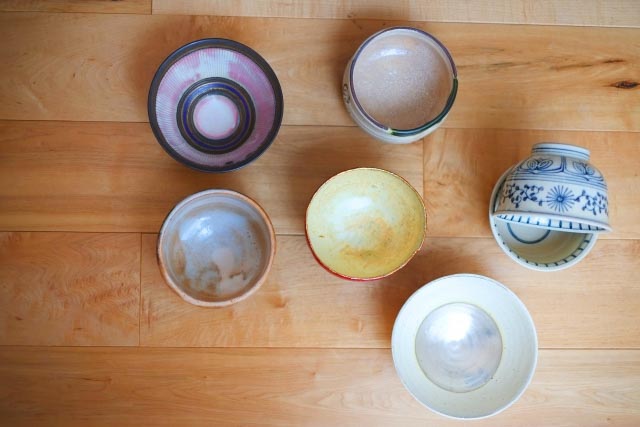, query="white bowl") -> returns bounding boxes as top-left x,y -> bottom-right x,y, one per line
158,189 -> 276,307
392,274 -> 537,420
